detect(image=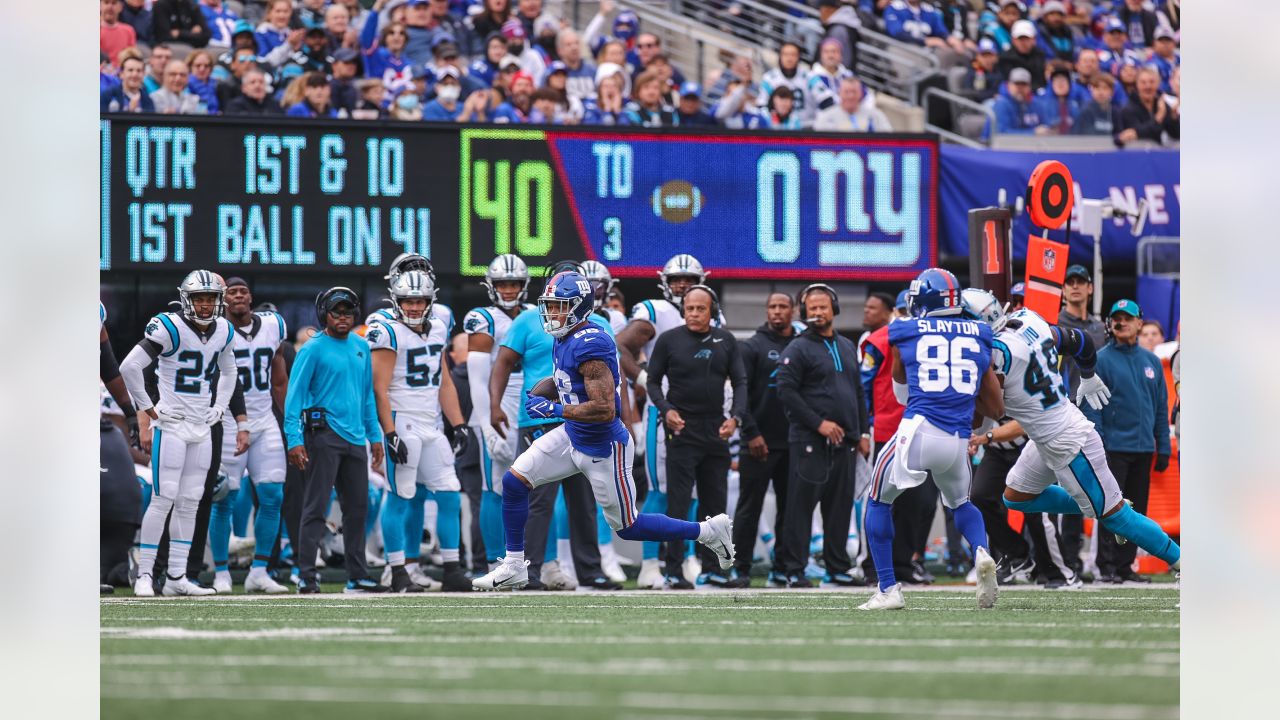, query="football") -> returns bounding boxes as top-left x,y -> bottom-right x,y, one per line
529,376 -> 559,401
650,179 -> 704,224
